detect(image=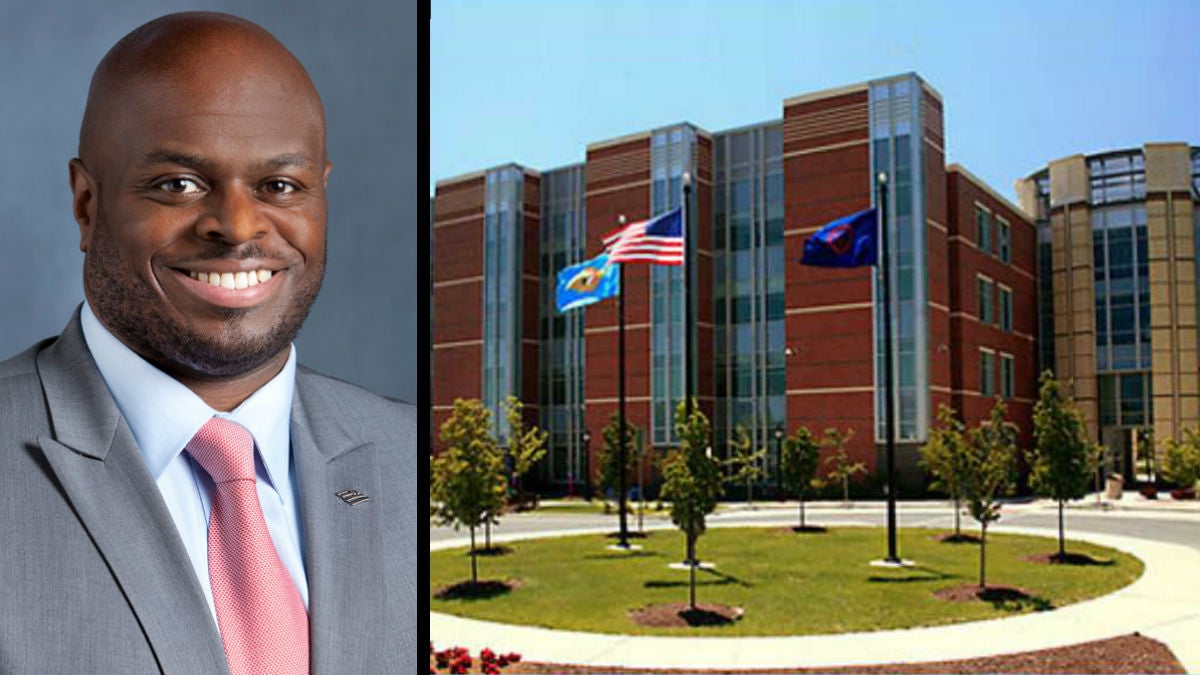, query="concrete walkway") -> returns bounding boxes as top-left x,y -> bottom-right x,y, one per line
430,518 -> 1200,672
